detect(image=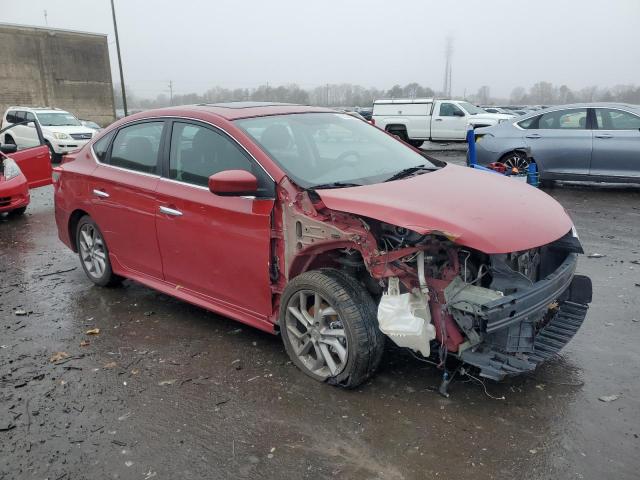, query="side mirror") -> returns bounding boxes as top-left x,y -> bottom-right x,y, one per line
0,144 -> 18,154
208,170 -> 258,196
454,110 -> 465,117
